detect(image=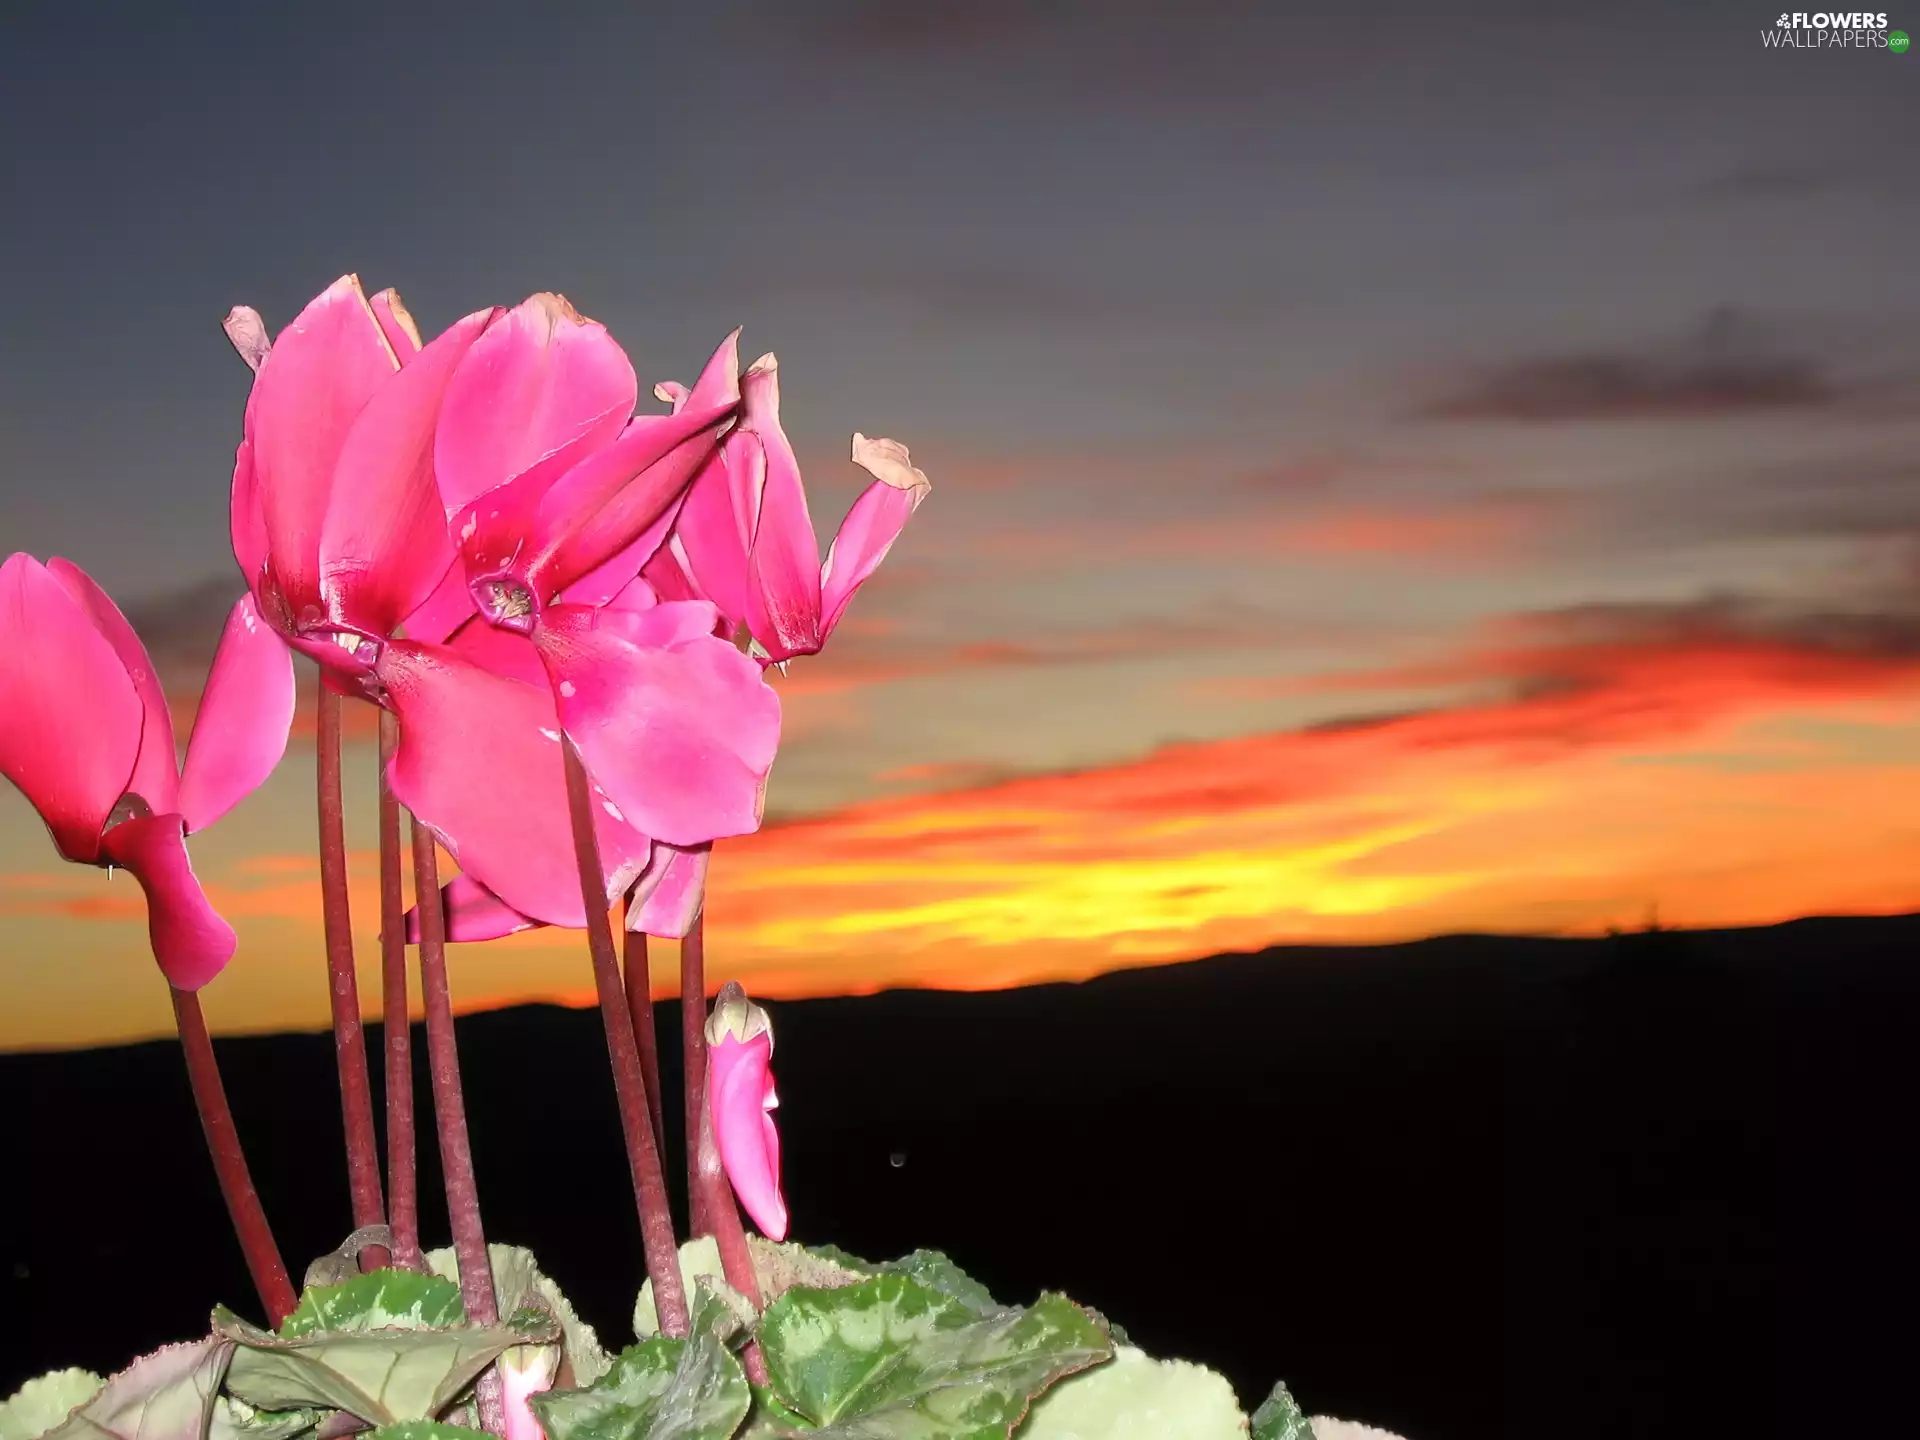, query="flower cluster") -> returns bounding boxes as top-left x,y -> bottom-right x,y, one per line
0,274 -> 930,1324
